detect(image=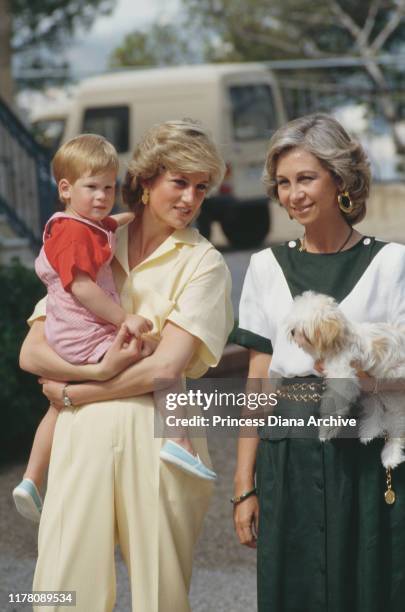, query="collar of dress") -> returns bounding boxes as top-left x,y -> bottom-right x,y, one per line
114,224 -> 200,274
